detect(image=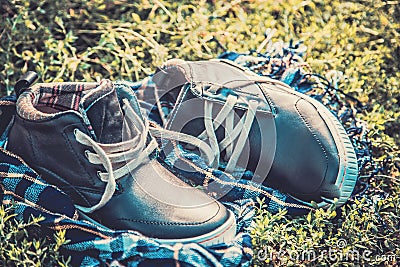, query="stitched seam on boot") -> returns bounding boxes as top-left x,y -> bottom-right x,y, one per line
295,99 -> 329,194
